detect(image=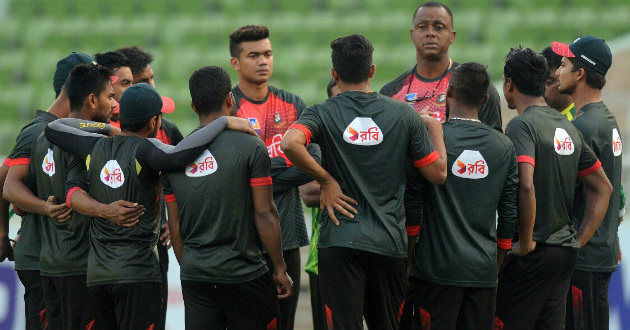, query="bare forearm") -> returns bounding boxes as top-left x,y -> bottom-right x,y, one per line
497,248 -> 508,273
3,177 -> 46,216
255,209 -> 286,273
281,133 -> 334,186
70,190 -> 107,218
577,183 -> 612,247
421,115 -> 446,161
518,183 -> 536,246
166,203 -> 183,264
